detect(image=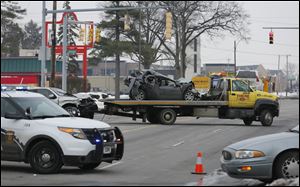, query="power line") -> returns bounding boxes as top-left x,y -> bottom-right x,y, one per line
202,45 -> 299,57
224,35 -> 299,48
250,19 -> 299,26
